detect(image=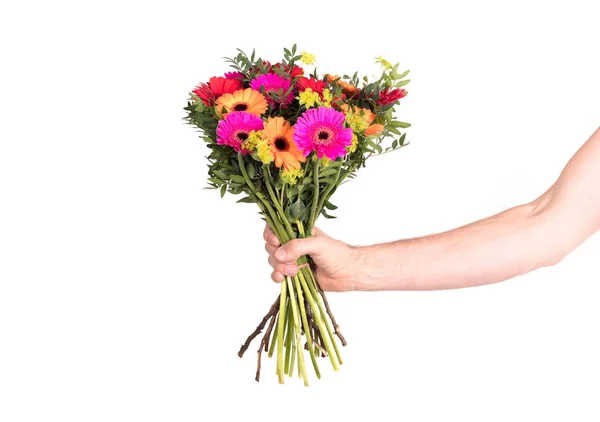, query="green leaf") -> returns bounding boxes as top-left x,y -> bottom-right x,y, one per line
395,79 -> 411,87
288,198 -> 306,223
399,133 -> 406,146
392,139 -> 399,149
388,126 -> 403,135
321,209 -> 337,219
318,168 -> 338,177
236,196 -> 255,204
395,121 -> 411,128
396,69 -> 410,79
213,170 -> 228,180
246,163 -> 256,179
367,139 -> 383,154
229,174 -> 245,184
220,185 -> 226,198
323,200 -> 338,210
